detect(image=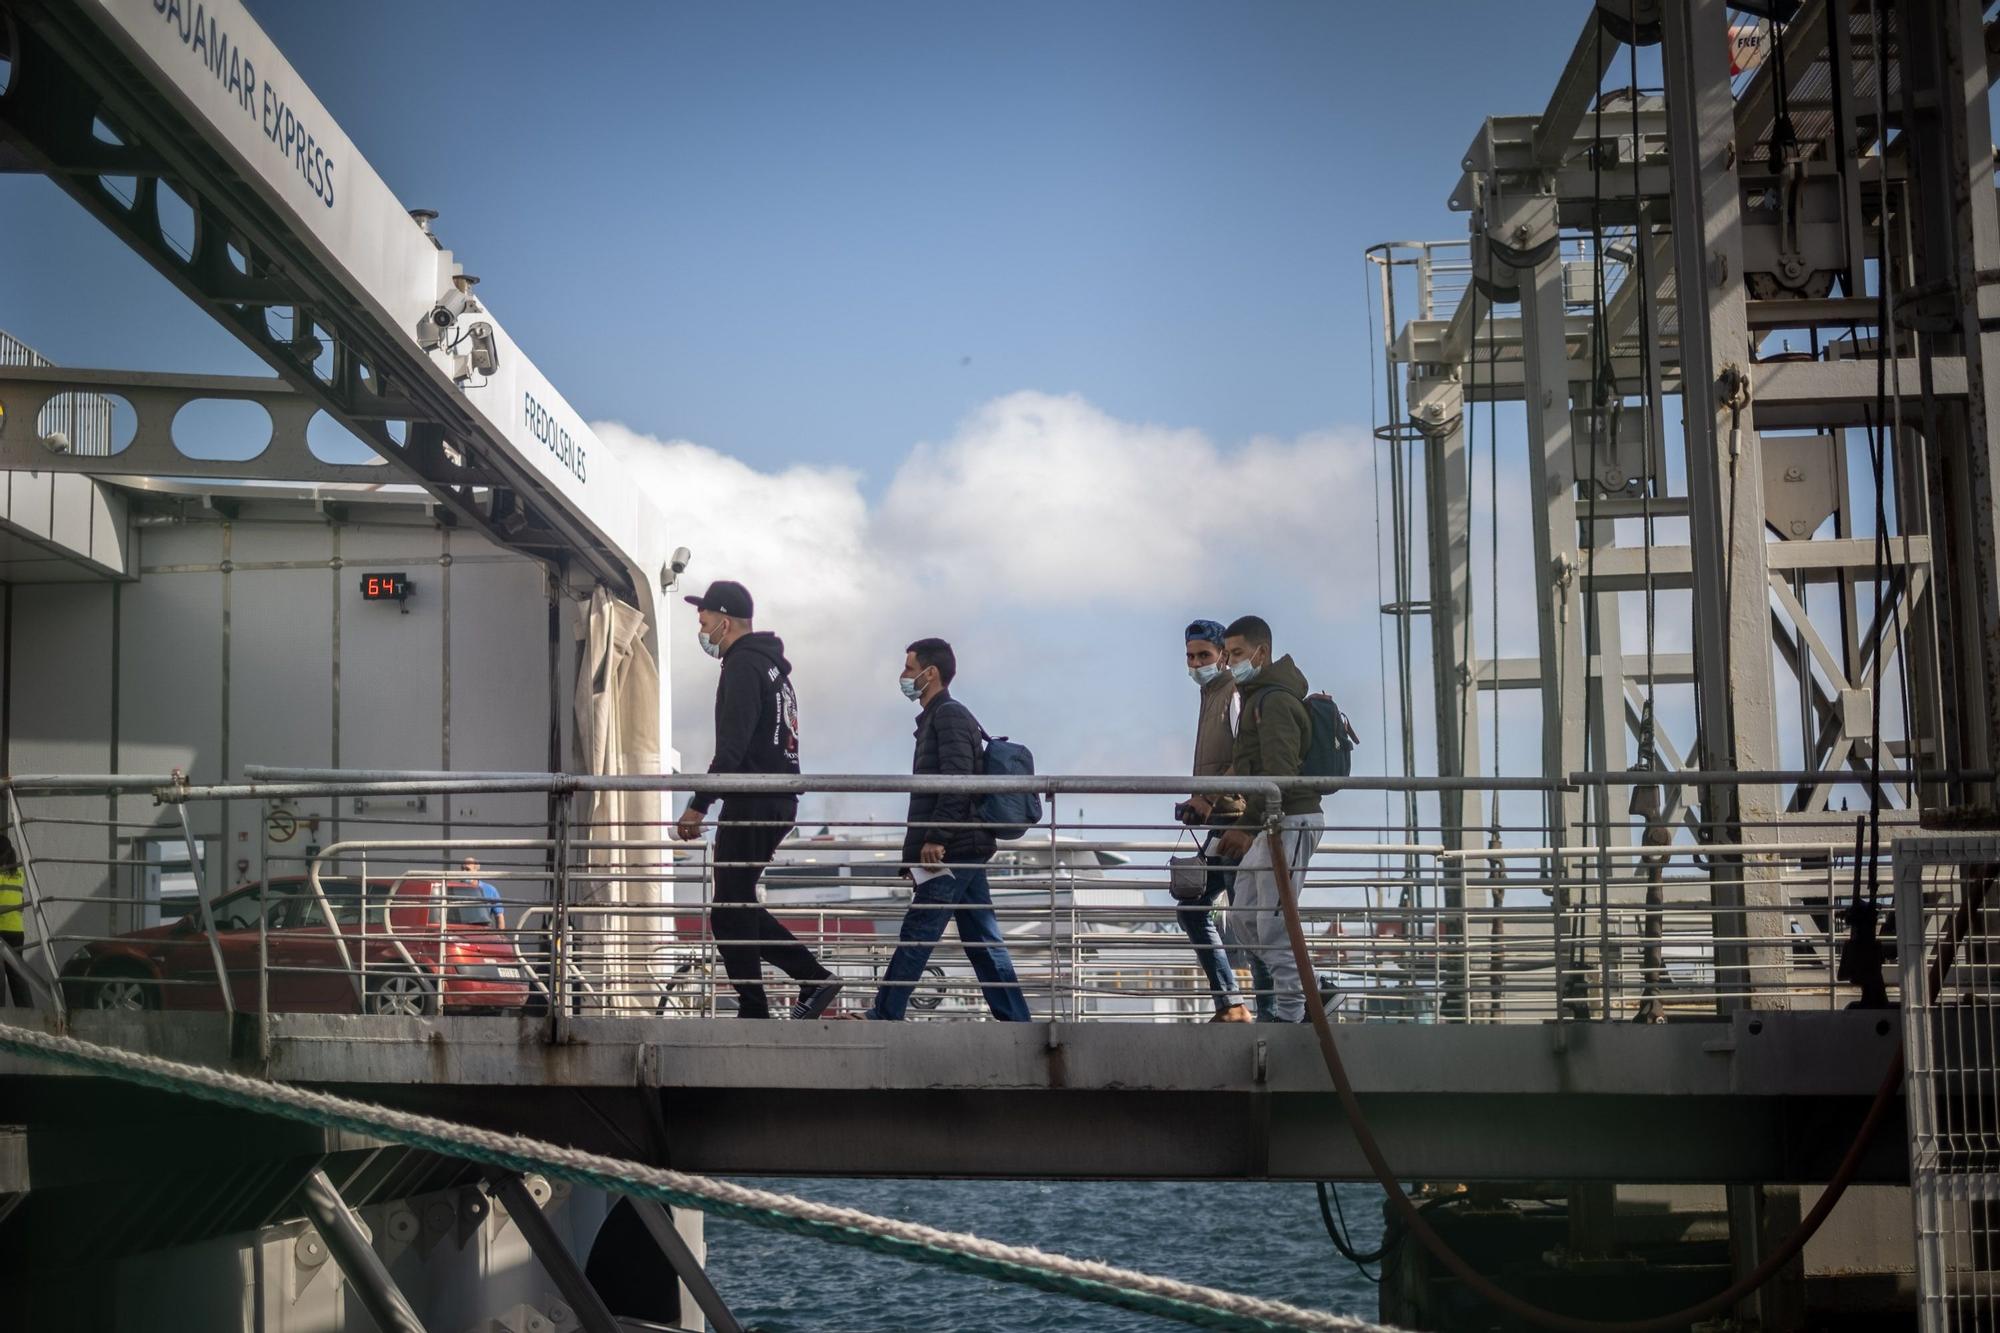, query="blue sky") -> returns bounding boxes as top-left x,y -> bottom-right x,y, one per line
3,2 -> 1577,476
0,1 -> 1599,818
